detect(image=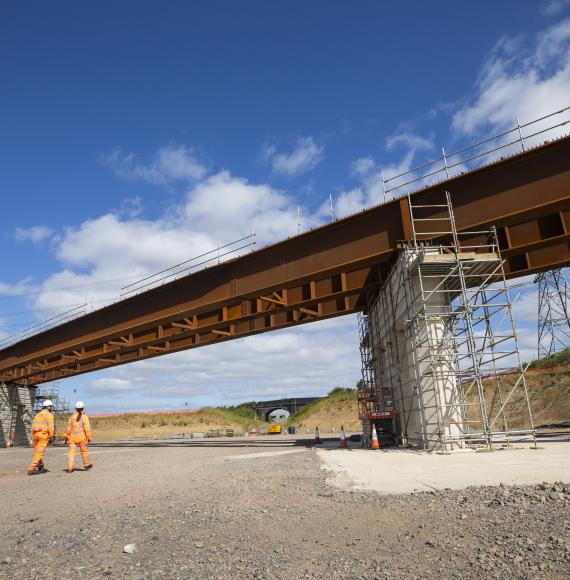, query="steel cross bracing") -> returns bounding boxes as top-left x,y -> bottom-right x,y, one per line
536,269 -> 570,358
1,133 -> 570,385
